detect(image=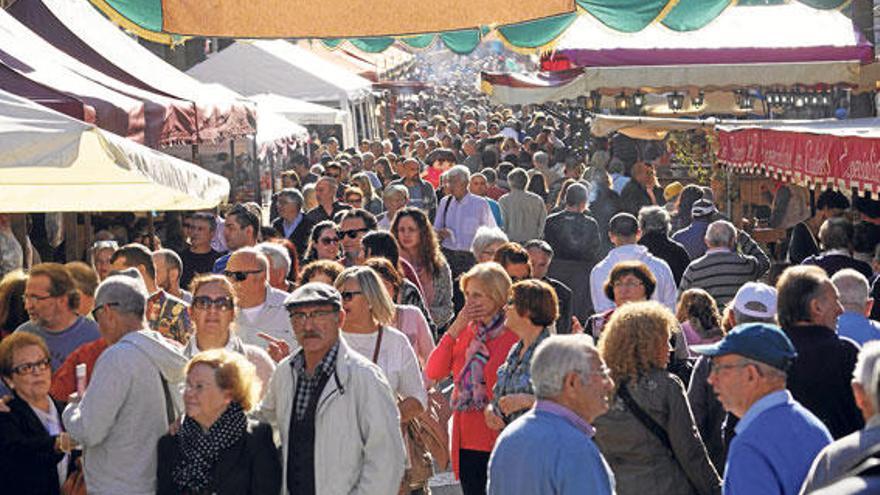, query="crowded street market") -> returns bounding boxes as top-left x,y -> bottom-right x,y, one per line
4,0 -> 880,494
